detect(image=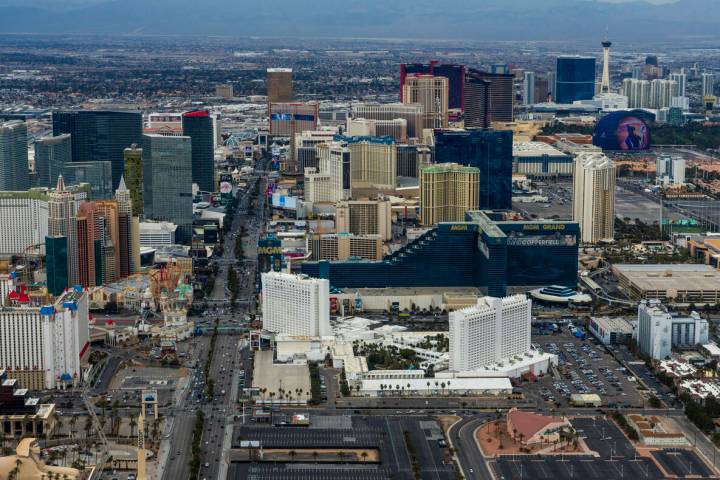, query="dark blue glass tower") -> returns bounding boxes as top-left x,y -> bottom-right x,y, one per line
555,56 -> 596,104
45,235 -> 68,296
434,129 -> 513,210
182,110 -> 215,192
52,110 -> 143,190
